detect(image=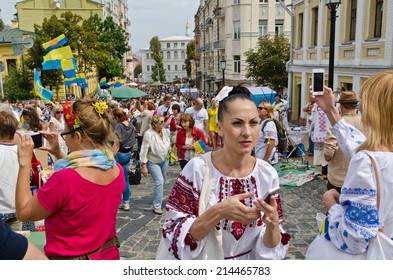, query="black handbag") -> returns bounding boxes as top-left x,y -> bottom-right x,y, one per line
128,151 -> 141,185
